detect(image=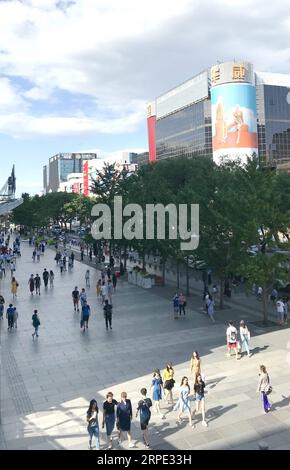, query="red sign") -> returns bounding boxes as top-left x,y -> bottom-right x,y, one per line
83,161 -> 89,196
147,115 -> 156,162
